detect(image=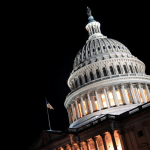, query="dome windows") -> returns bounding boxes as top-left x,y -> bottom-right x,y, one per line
123,65 -> 128,73
90,71 -> 94,80
110,66 -> 114,75
103,68 -> 107,76
117,65 -> 121,74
